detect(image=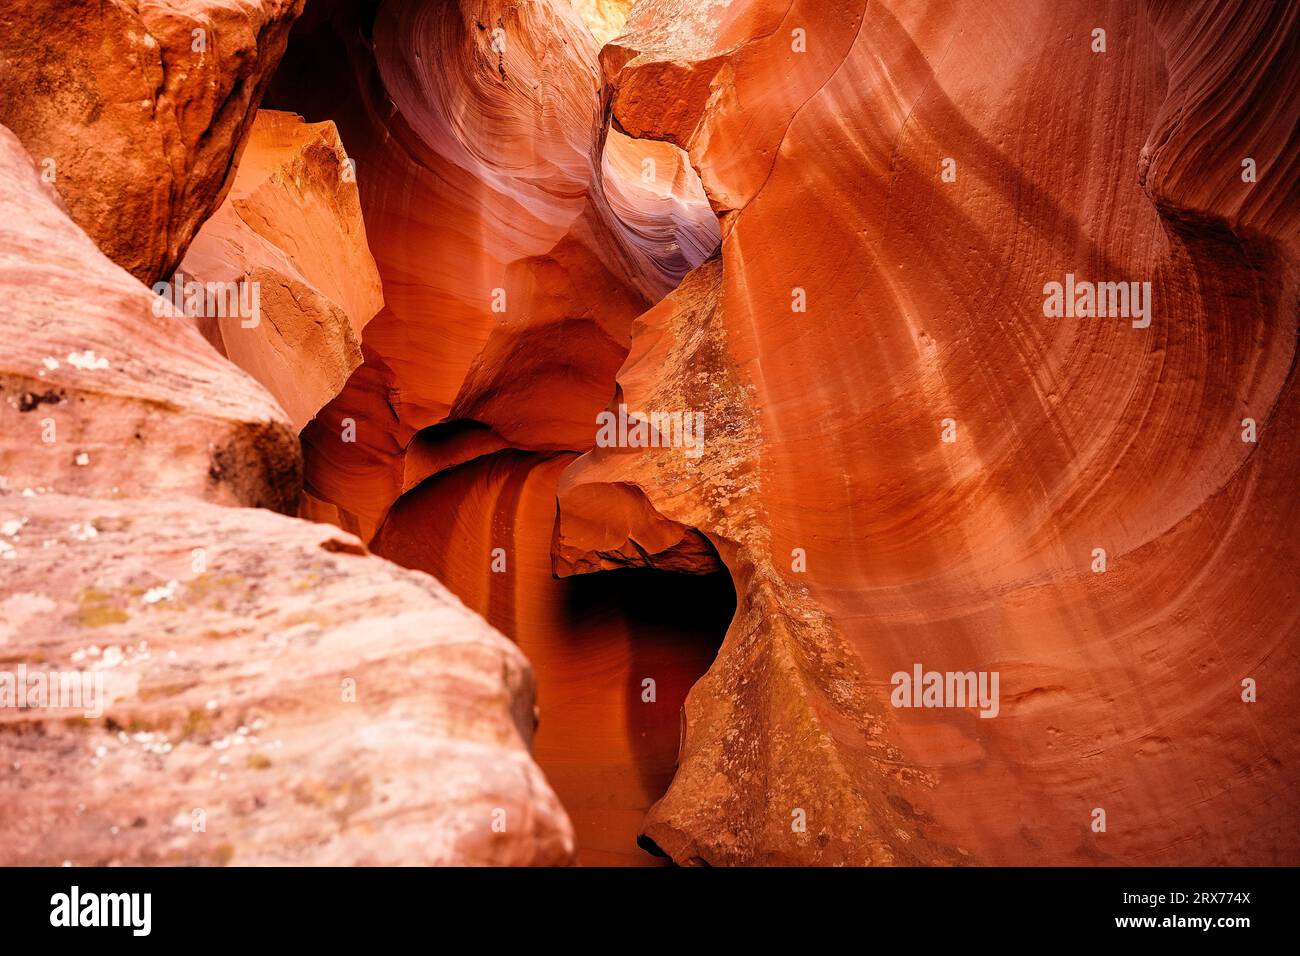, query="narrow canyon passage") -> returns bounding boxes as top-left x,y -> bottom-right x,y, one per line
255,0 -> 732,862
371,451 -> 736,864
250,0 -> 1297,866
